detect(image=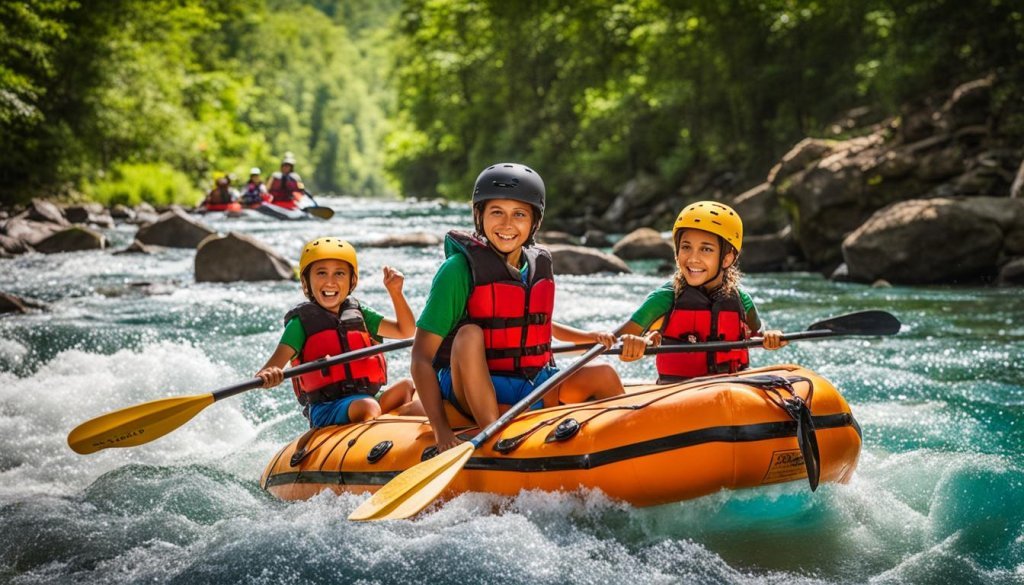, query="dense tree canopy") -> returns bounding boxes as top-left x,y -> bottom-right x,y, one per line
1,0 -> 1020,214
